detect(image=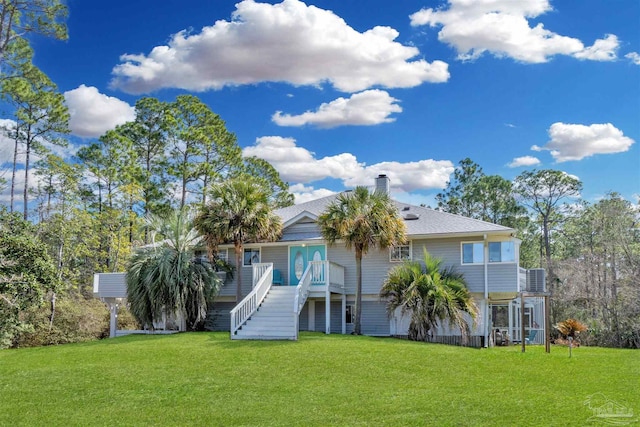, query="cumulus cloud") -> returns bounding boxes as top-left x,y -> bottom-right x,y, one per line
243,136 -> 454,192
243,136 -> 363,183
573,34 -> 619,61
0,119 -> 19,166
64,85 -> 135,138
625,52 -> 640,65
289,183 -> 336,204
410,0 -> 619,63
508,156 -> 541,168
272,90 -> 402,128
111,0 -> 449,94
536,122 -> 634,162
